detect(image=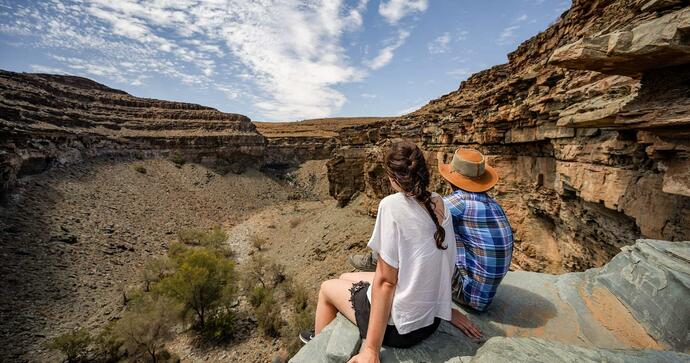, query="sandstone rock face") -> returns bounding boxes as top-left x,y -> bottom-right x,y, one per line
291,239 -> 690,362
326,0 -> 690,273
548,8 -> 690,75
0,70 -> 266,195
